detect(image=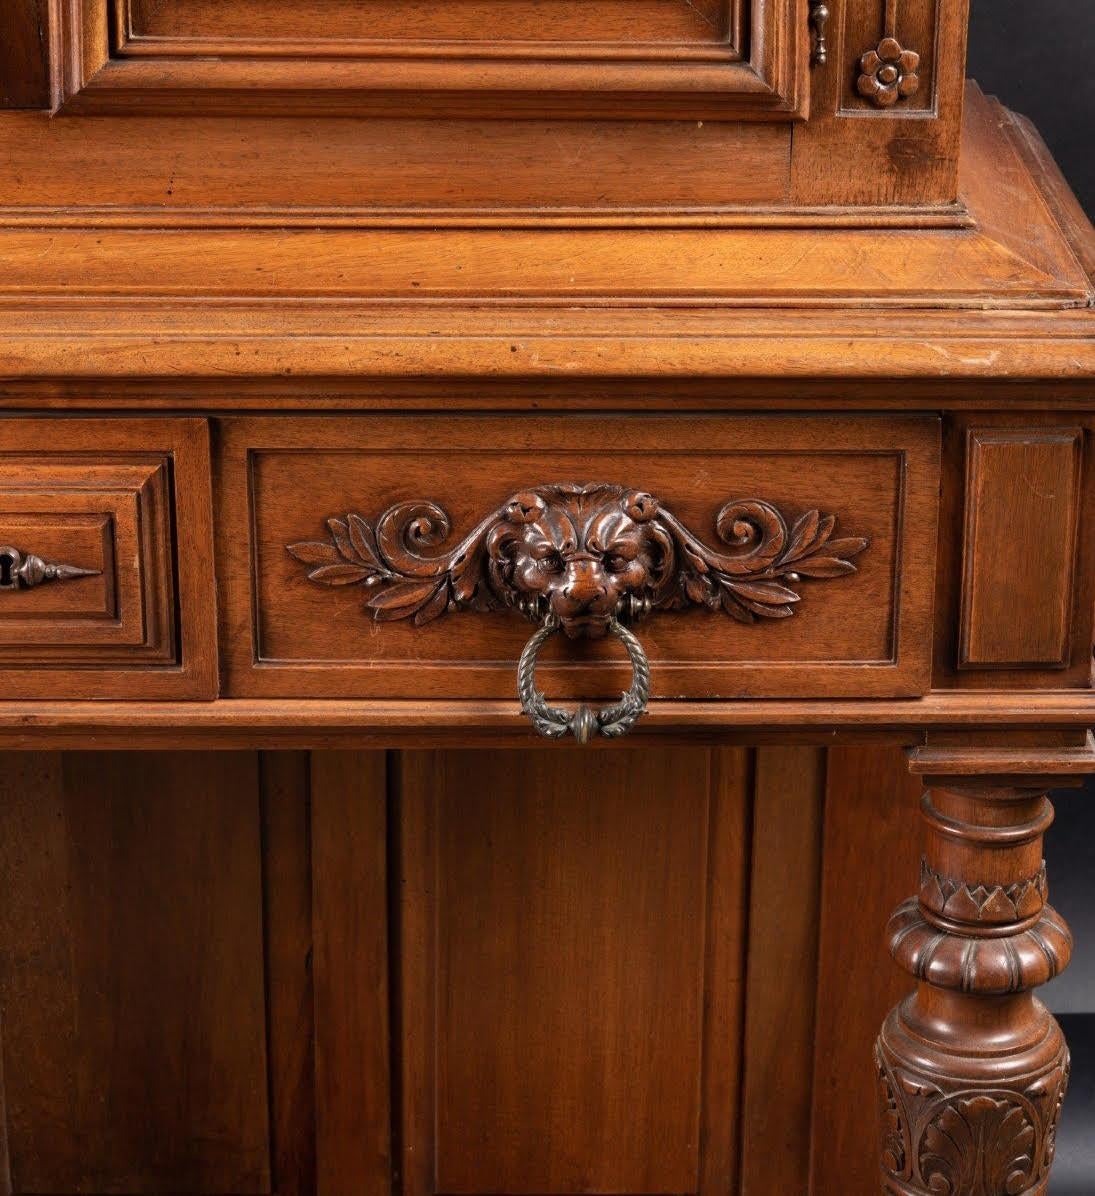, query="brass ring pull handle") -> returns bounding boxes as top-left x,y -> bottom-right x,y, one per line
0,545 -> 100,592
518,613 -> 651,743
